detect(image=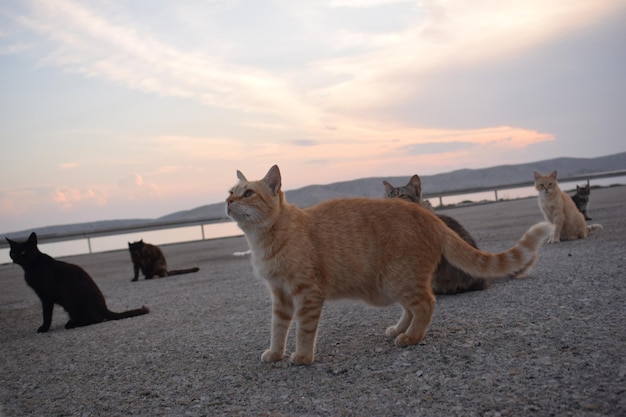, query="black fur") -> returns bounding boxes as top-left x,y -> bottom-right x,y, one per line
6,232 -> 149,332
